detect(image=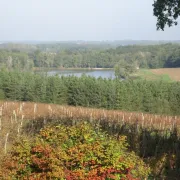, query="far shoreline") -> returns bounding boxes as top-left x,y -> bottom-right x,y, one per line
33,67 -> 114,71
